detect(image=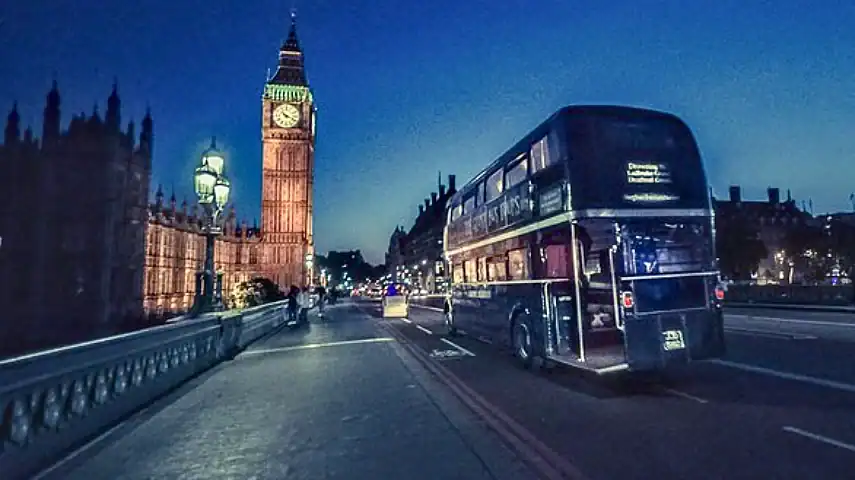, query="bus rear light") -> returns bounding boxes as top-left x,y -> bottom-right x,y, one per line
715,286 -> 725,301
621,291 -> 634,309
